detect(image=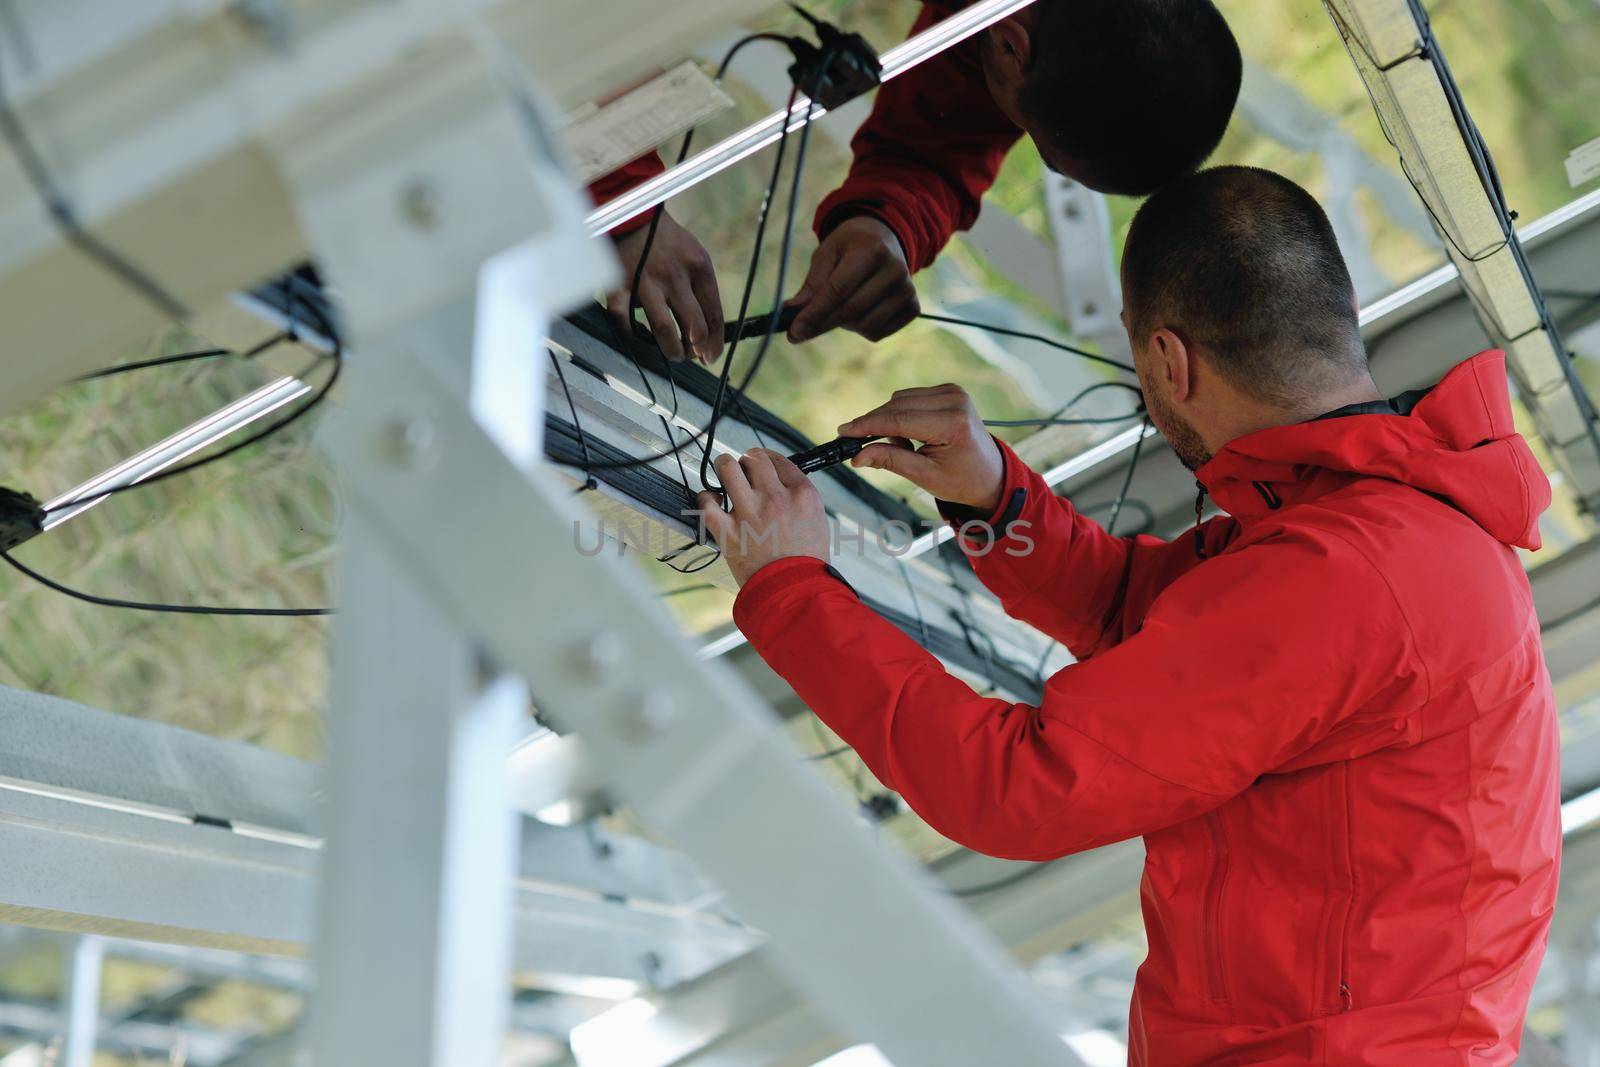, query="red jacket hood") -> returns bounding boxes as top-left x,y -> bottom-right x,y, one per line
1197,351 -> 1551,551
